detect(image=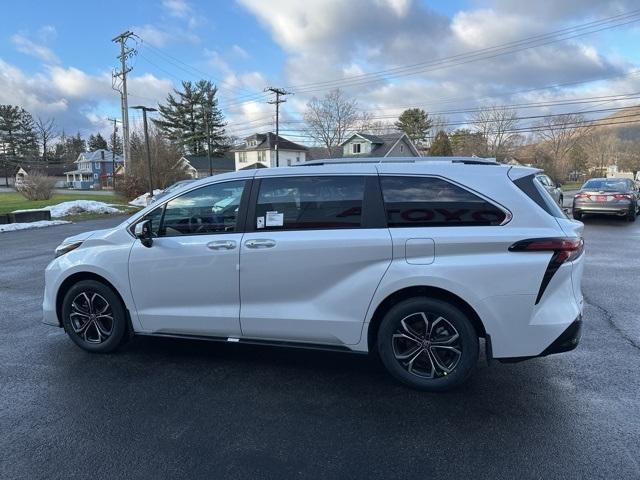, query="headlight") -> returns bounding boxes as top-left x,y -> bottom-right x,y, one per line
55,241 -> 83,258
